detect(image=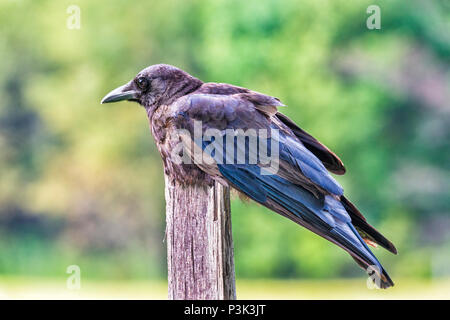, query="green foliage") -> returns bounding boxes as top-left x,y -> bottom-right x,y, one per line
0,0 -> 448,281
